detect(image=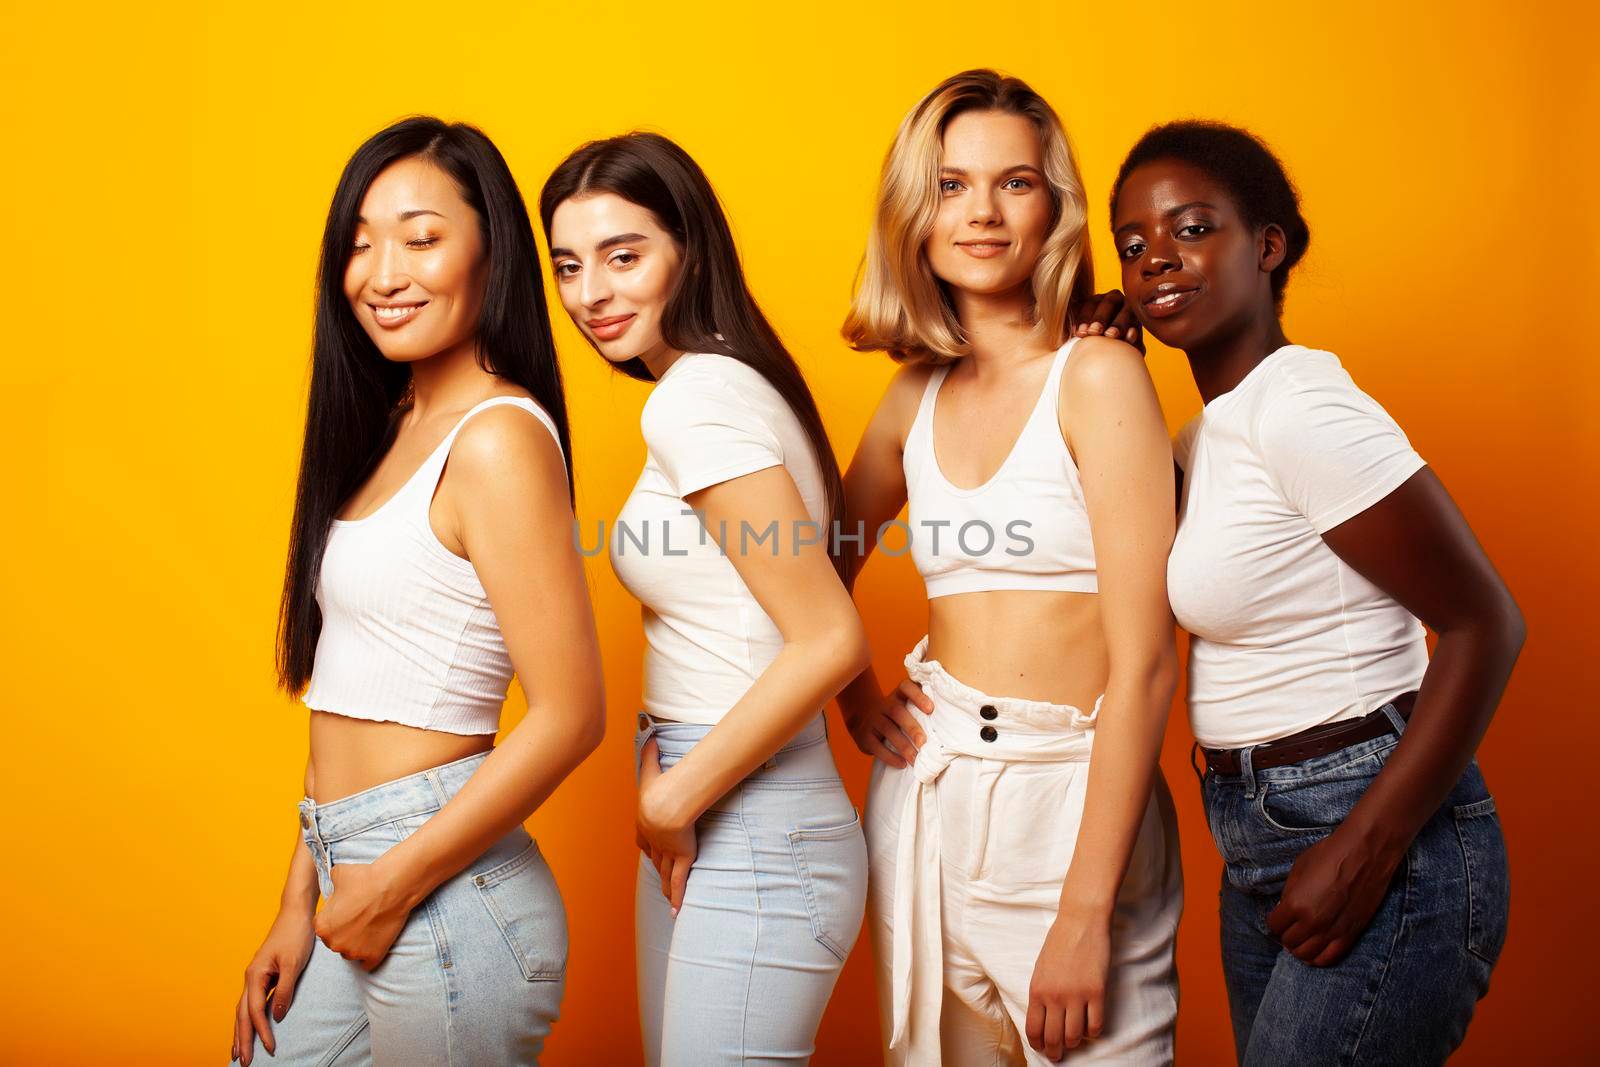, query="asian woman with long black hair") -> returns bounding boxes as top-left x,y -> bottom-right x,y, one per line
229,116 -> 603,1066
